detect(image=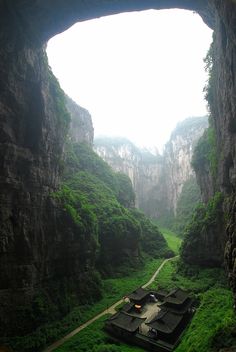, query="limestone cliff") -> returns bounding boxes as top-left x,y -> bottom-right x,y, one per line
94,137 -> 164,210
94,138 -> 141,204
164,116 -> 208,215
94,117 -> 208,220
66,95 -> 94,145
